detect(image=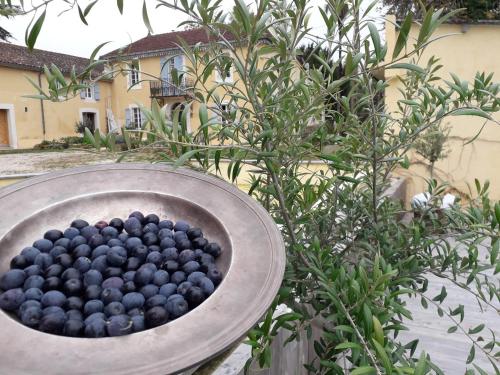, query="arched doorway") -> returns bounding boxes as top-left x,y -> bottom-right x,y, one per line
170,102 -> 190,132
171,102 -> 184,124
